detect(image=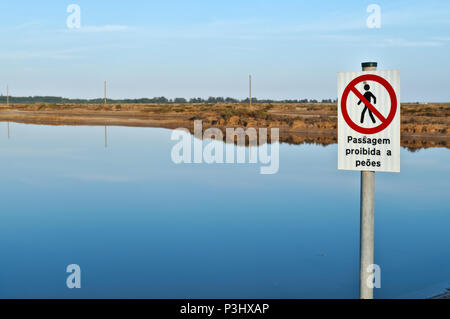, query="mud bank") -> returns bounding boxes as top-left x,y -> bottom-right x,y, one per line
0,102 -> 448,151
